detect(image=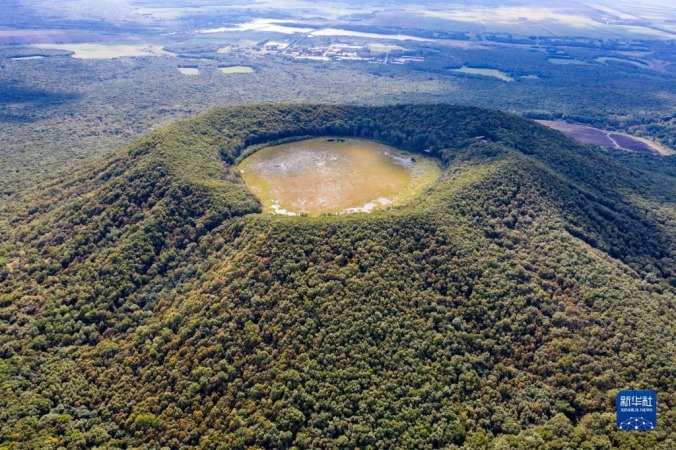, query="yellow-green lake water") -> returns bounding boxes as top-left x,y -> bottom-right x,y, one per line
238,138 -> 441,216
